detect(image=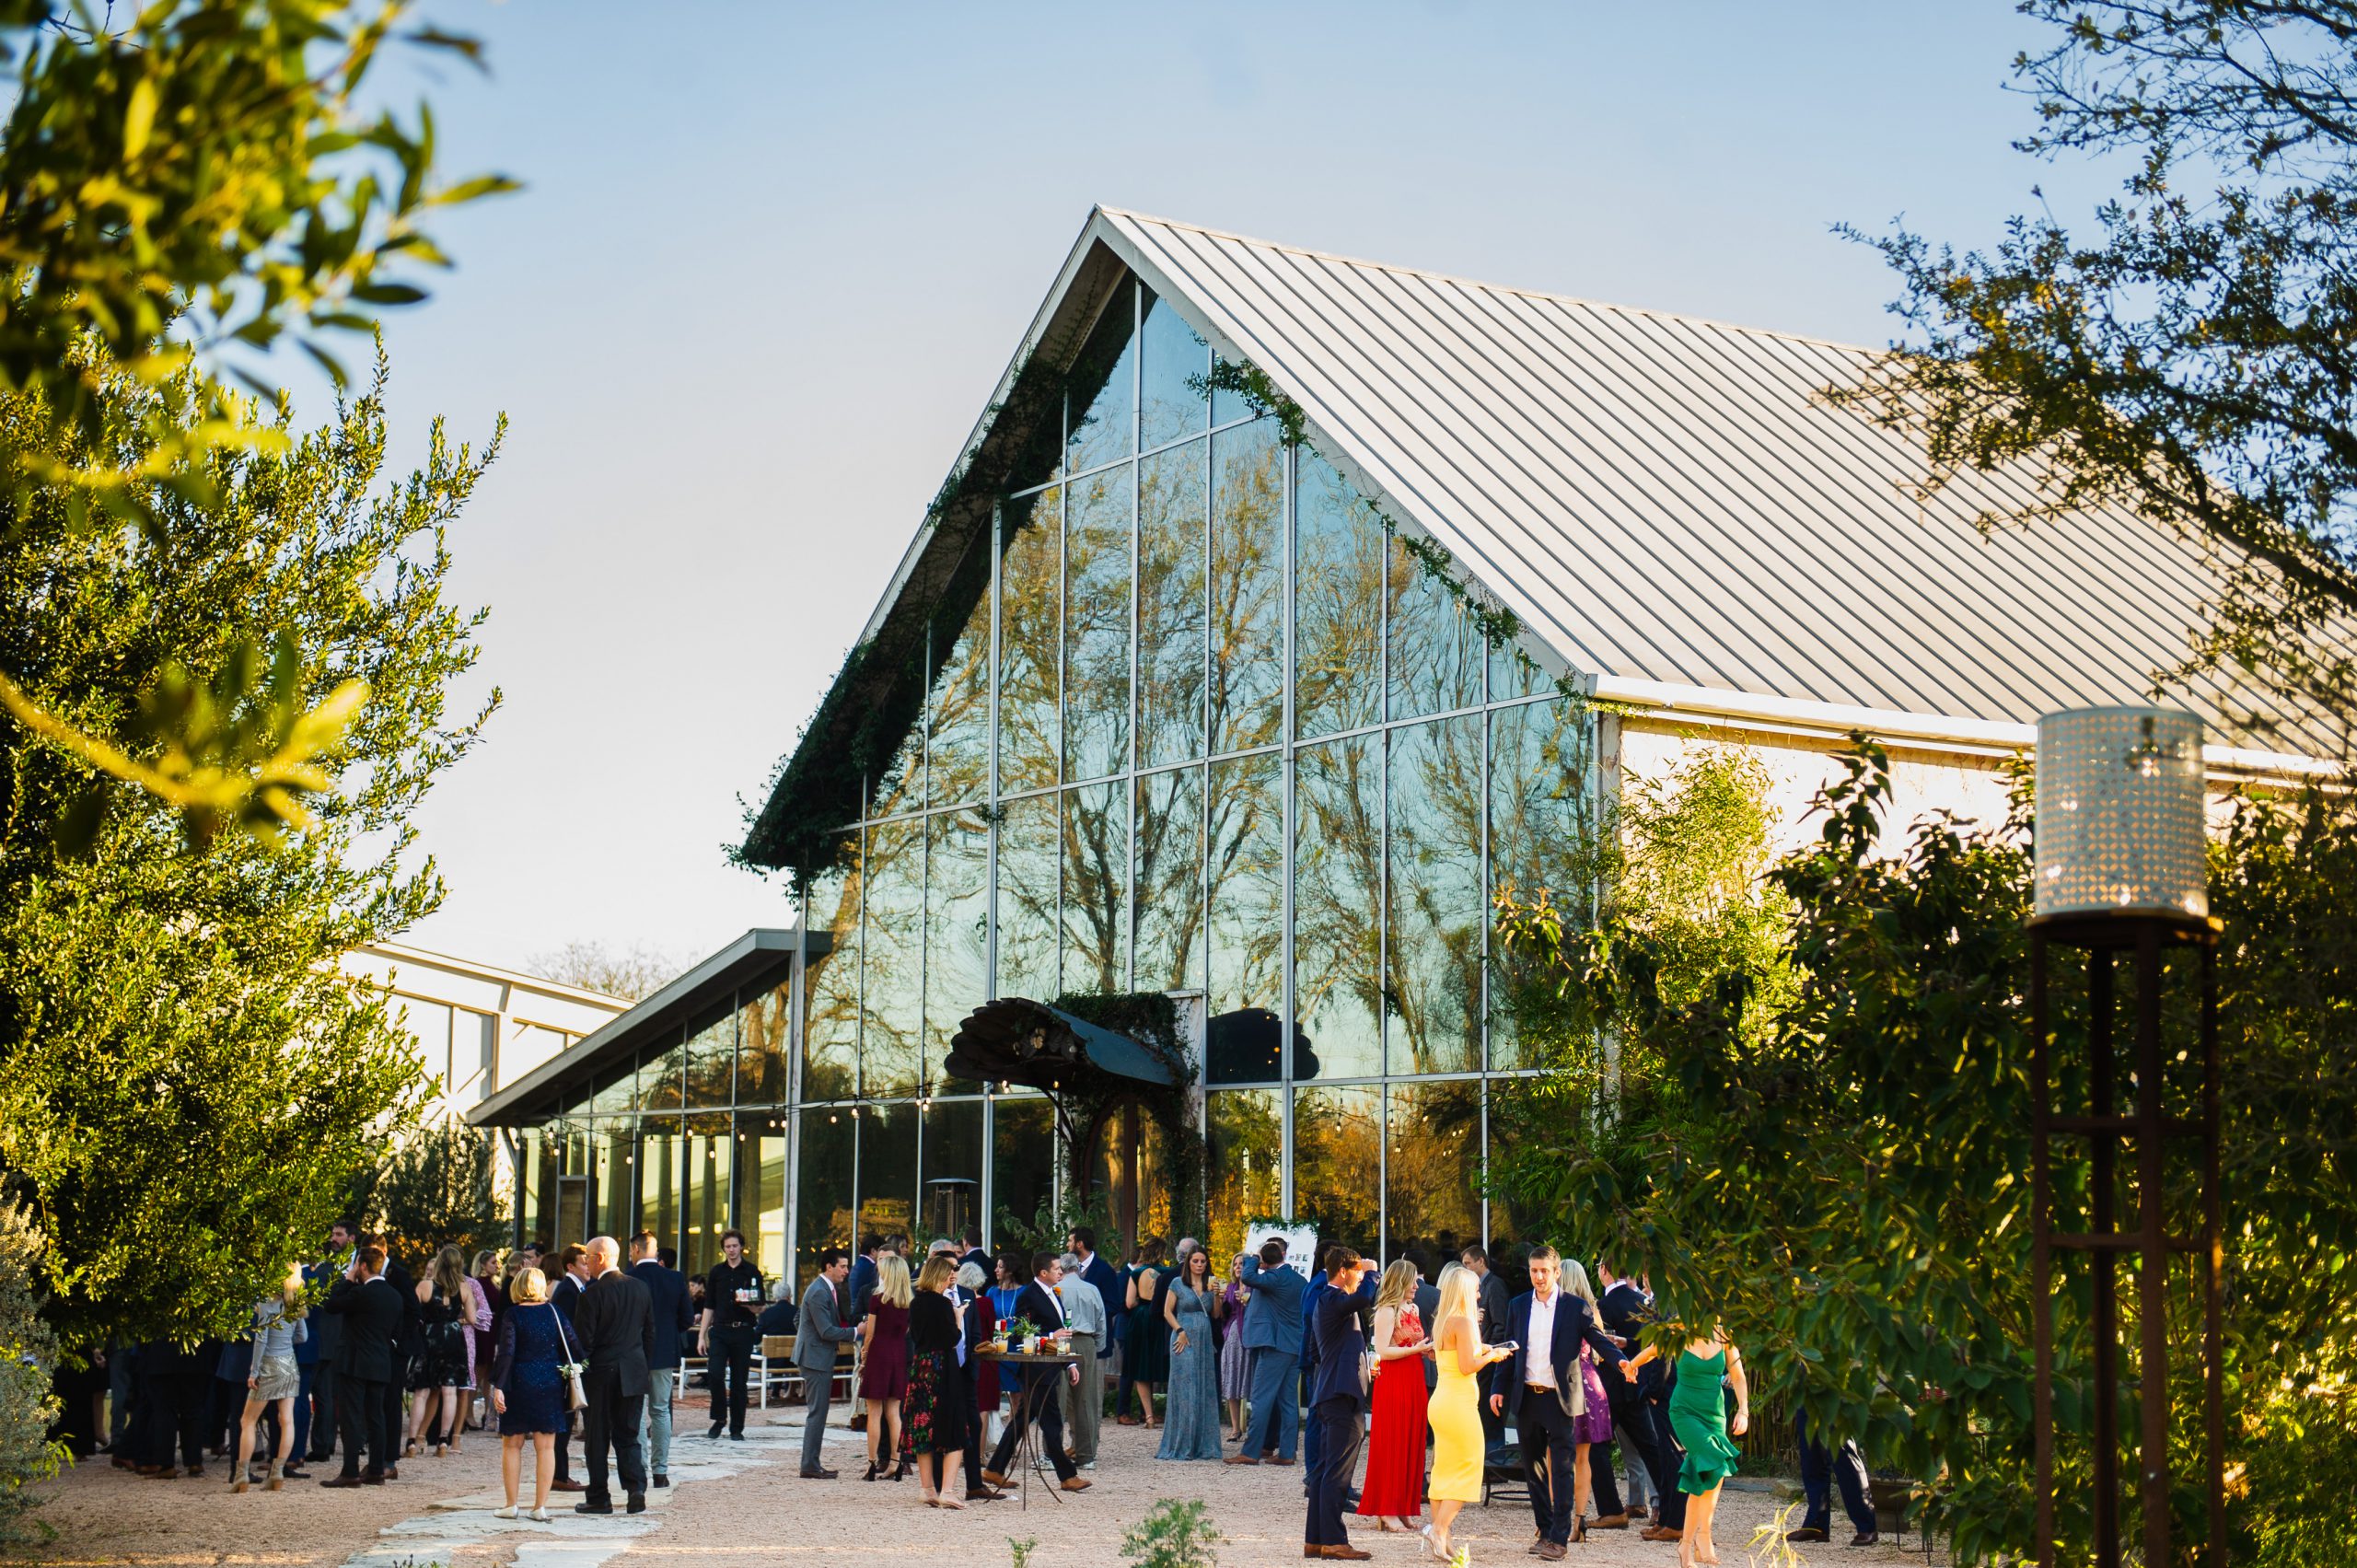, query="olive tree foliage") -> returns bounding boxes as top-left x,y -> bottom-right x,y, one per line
0,0 -> 510,841
369,1117 -> 505,1269
1494,738 -> 2357,1565
0,1202 -> 57,1546
1845,2 -> 2357,750
0,345 -> 500,1350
